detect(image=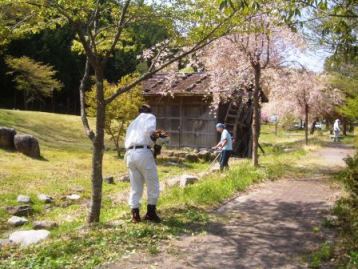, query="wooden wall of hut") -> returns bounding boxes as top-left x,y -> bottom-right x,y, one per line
145,95 -> 217,149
